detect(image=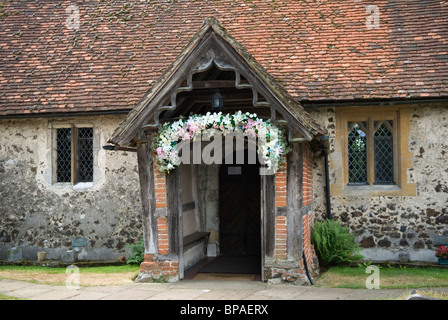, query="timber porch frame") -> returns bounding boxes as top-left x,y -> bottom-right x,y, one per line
109,17 -> 326,282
